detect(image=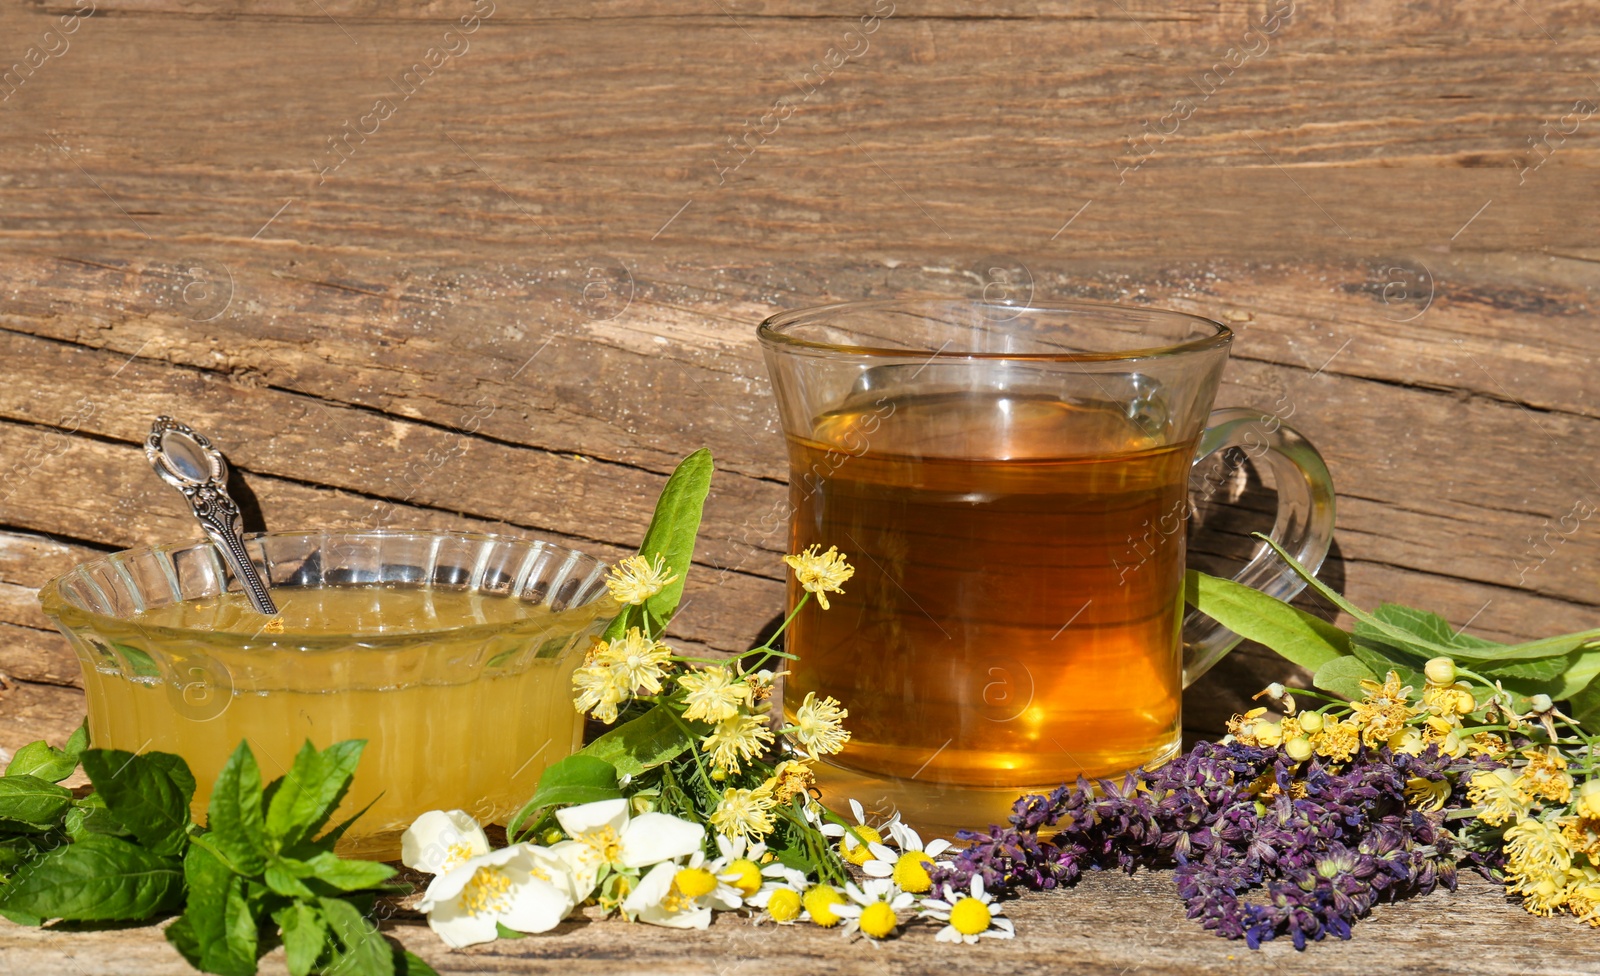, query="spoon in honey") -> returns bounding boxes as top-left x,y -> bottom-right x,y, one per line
144,416 -> 280,616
